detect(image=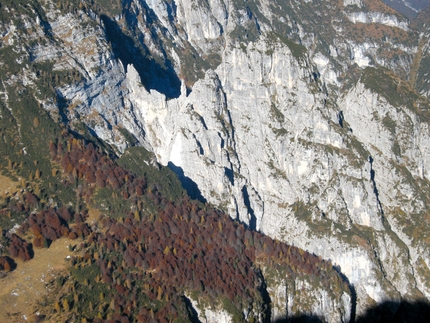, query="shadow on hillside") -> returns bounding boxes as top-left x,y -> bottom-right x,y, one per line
355,300 -> 430,323
270,300 -> 430,323
0,257 -> 17,275
183,295 -> 201,323
100,15 -> 181,99
167,162 -> 207,203
272,315 -> 322,323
